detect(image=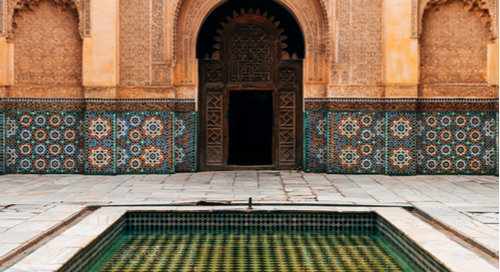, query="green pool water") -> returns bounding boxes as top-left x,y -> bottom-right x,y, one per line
86,230 -> 421,272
